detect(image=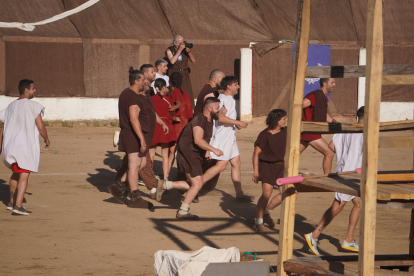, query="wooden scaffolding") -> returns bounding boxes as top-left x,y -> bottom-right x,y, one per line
277,0 -> 414,275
